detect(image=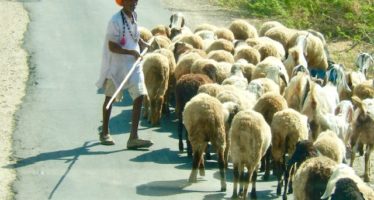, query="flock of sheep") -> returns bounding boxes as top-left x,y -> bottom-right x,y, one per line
137,12 -> 374,199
